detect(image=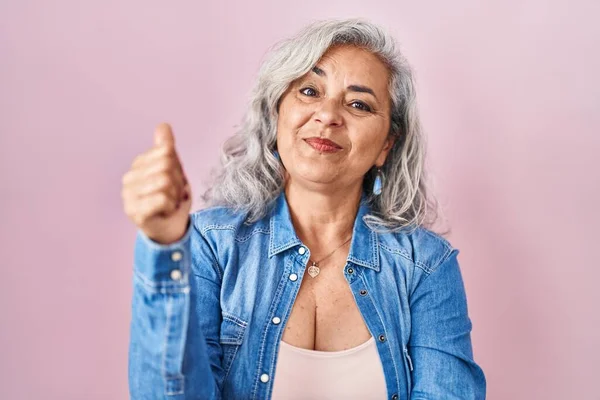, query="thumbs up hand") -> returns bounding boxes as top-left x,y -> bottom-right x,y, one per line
121,123 -> 192,244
